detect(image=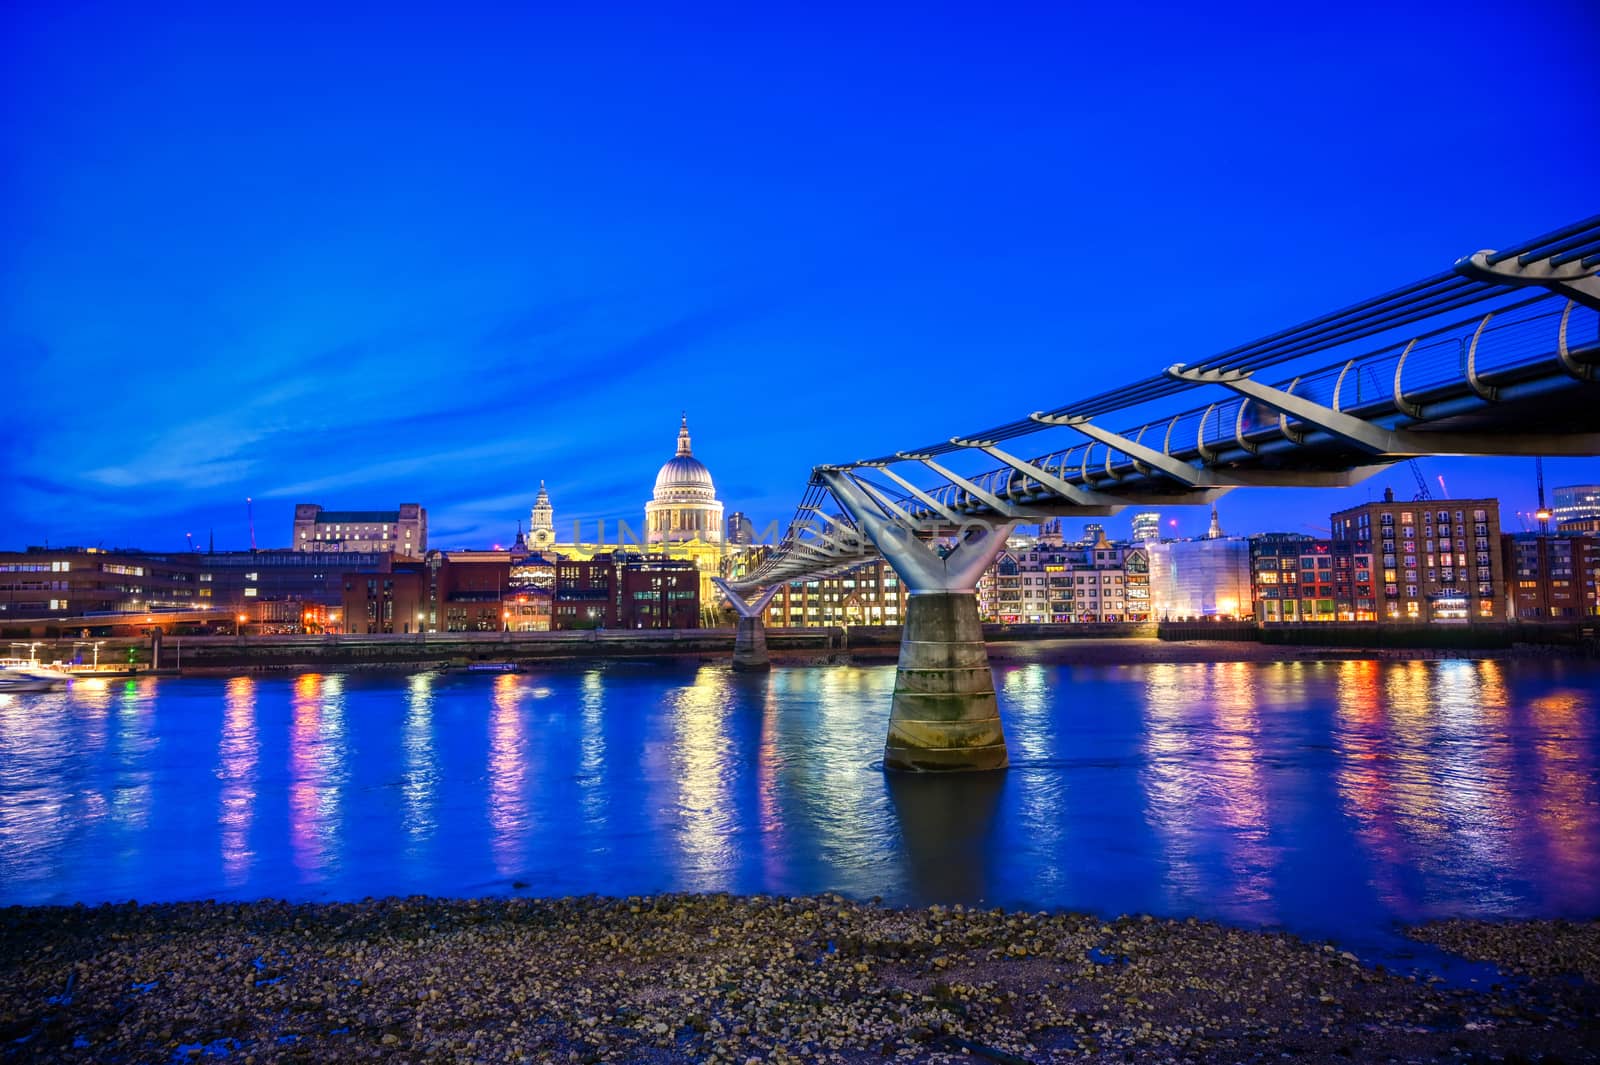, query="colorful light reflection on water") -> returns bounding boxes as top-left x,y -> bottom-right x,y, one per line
1,659 -> 1597,945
